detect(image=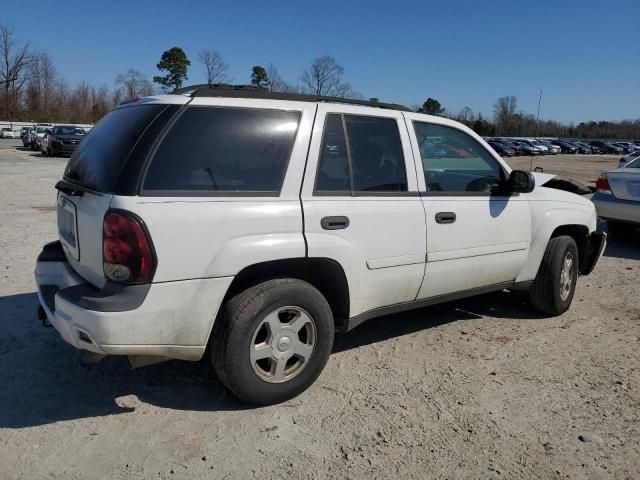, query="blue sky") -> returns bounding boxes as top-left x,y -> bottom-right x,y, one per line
4,0 -> 639,123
